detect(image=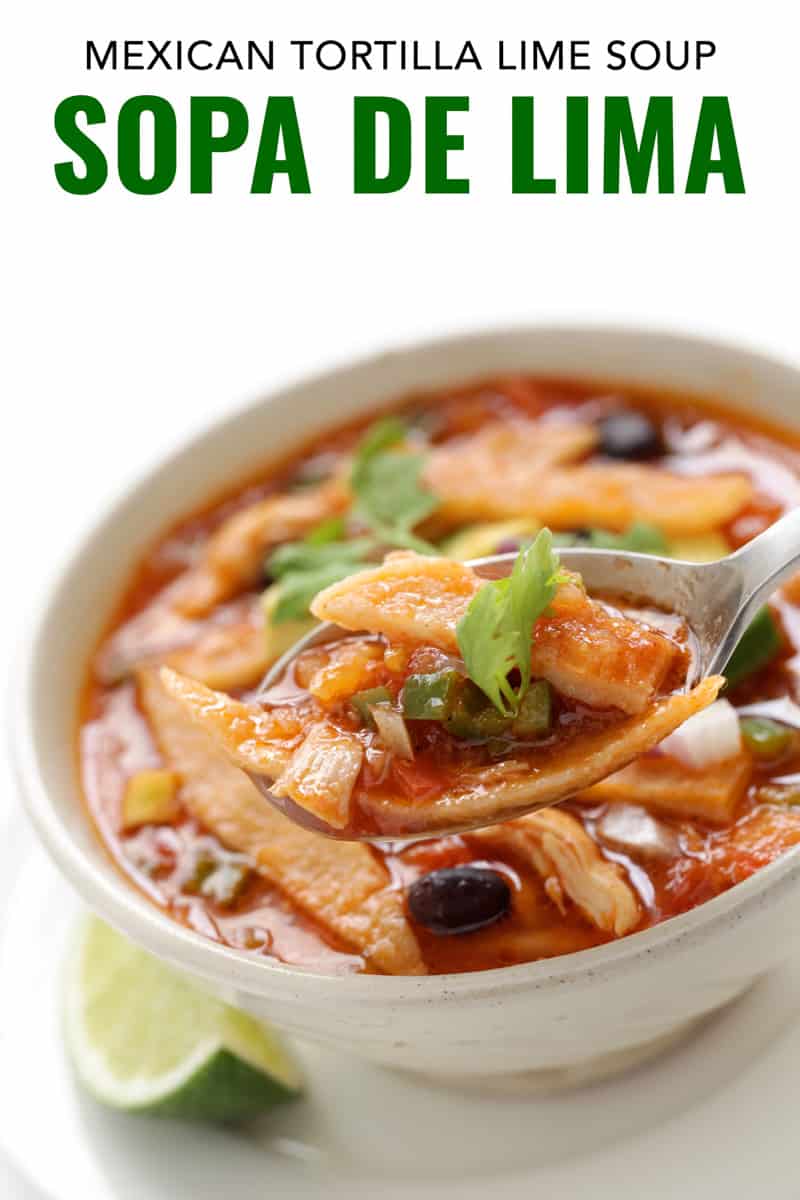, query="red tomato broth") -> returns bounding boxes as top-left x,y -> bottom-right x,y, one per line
79,374 -> 800,974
